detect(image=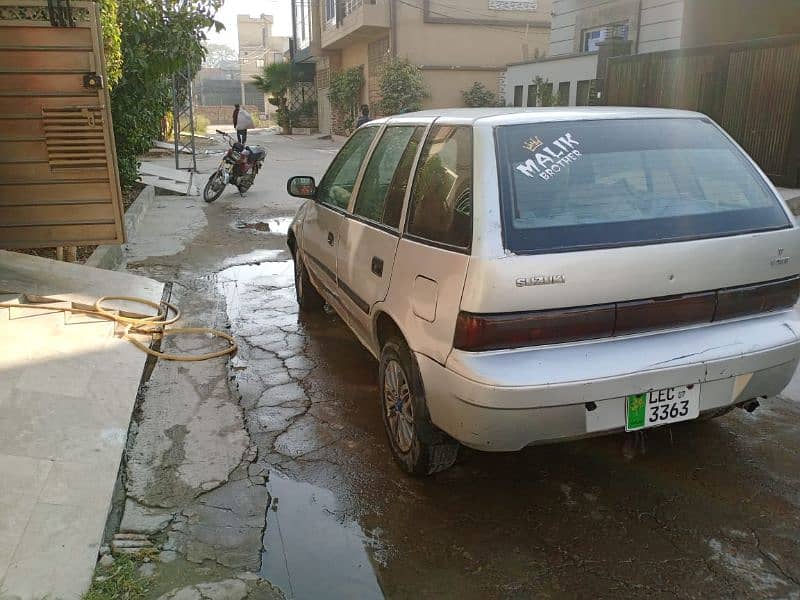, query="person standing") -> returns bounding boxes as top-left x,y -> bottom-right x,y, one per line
356,104 -> 371,128
233,103 -> 249,144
